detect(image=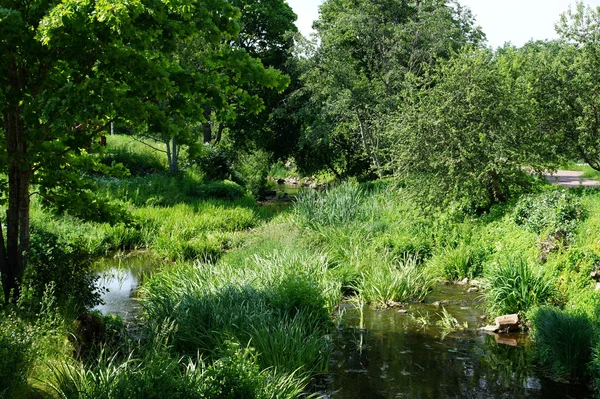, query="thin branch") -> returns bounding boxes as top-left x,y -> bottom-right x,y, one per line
130,136 -> 167,154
